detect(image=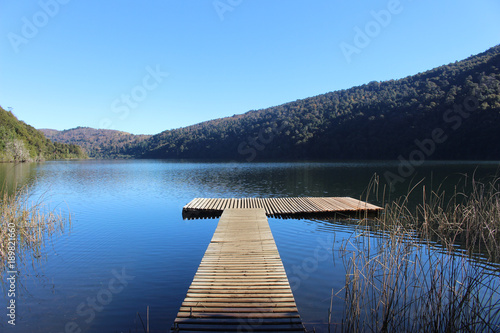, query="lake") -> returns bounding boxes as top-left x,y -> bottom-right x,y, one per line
1,160 -> 499,332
